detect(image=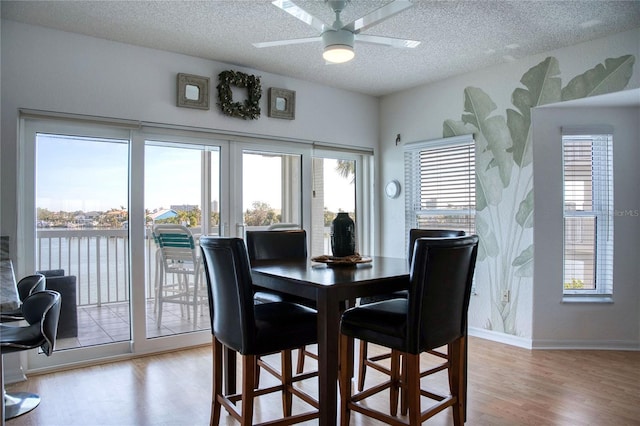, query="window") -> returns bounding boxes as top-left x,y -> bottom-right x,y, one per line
562,129 -> 613,296
404,134 -> 475,254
